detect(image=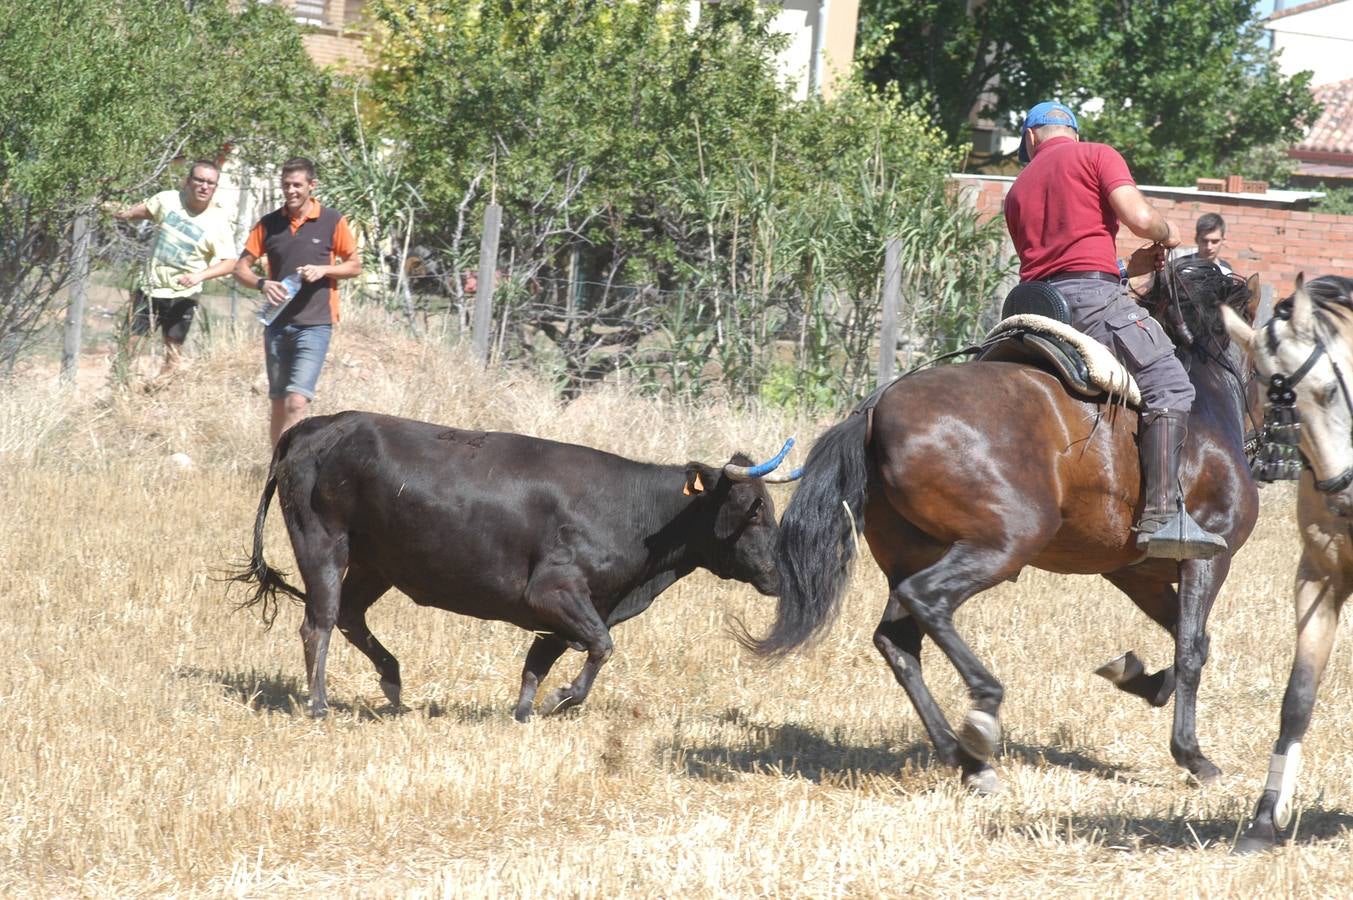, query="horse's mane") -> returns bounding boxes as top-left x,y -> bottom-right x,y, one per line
1135,260 -> 1253,353
1281,275 -> 1353,349
1303,275 -> 1353,310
